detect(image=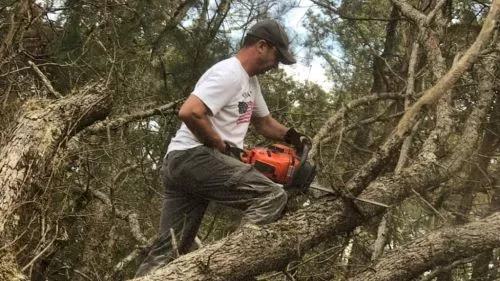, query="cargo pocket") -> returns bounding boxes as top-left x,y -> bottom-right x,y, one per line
180,146 -> 227,185
223,165 -> 254,188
